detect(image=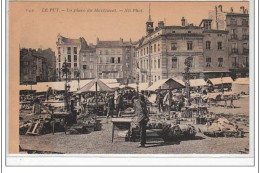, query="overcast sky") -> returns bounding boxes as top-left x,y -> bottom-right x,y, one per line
10,1 -> 249,55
